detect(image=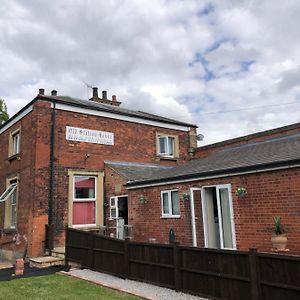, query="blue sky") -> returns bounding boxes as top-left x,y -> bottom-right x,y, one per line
1,0 -> 300,145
